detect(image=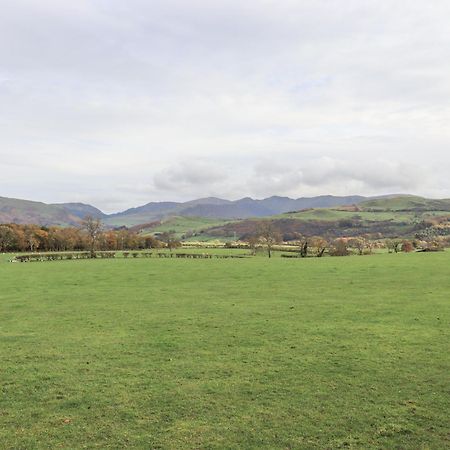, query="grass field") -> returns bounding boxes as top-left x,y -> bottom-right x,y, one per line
359,196 -> 450,211
1,252 -> 449,449
104,213 -> 230,230
144,216 -> 231,239
278,209 -> 418,222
